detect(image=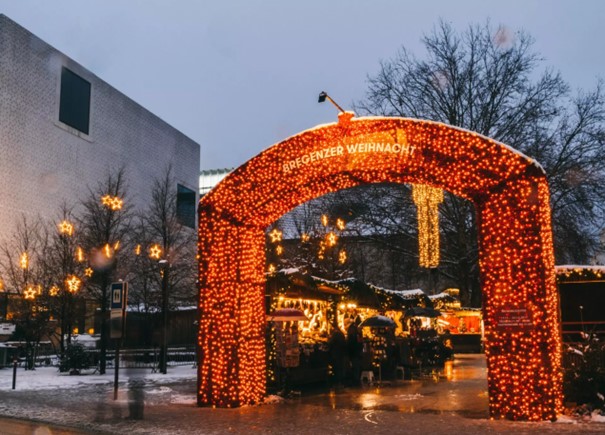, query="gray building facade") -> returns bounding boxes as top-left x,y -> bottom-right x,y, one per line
0,14 -> 200,238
